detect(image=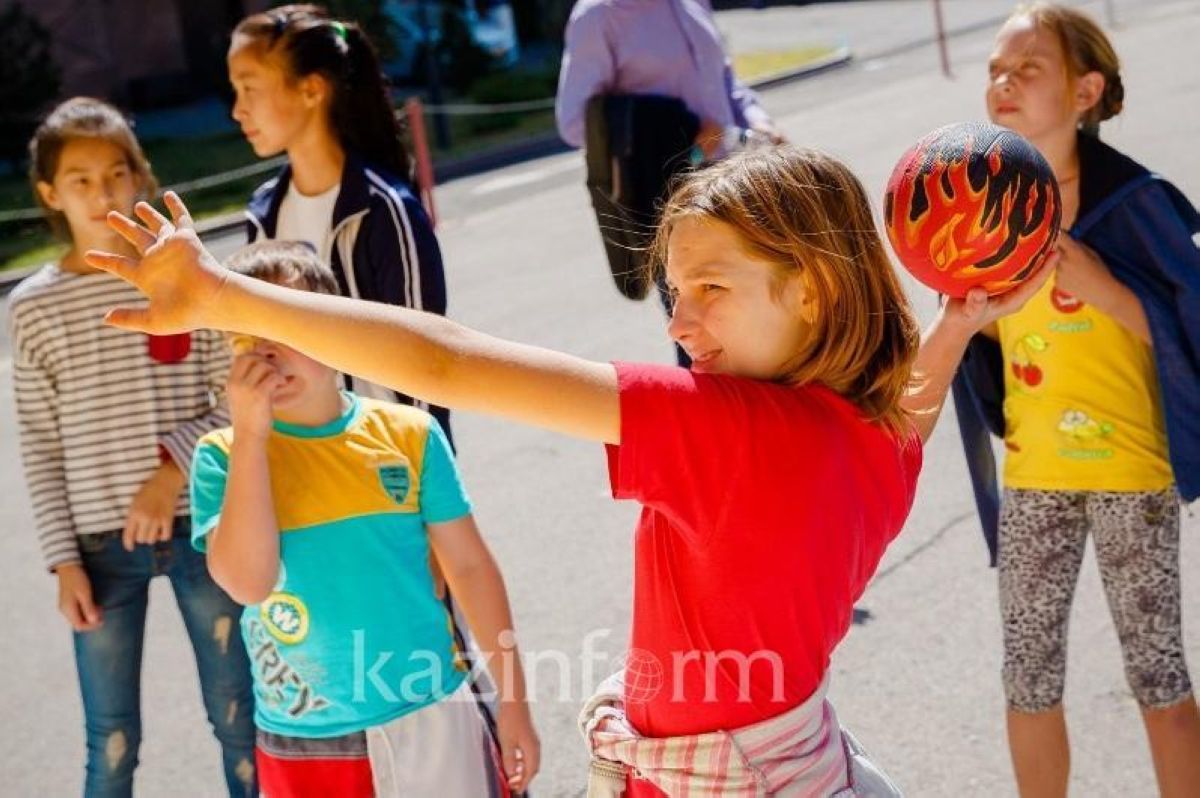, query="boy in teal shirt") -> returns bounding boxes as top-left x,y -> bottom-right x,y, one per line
190,241 -> 538,796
